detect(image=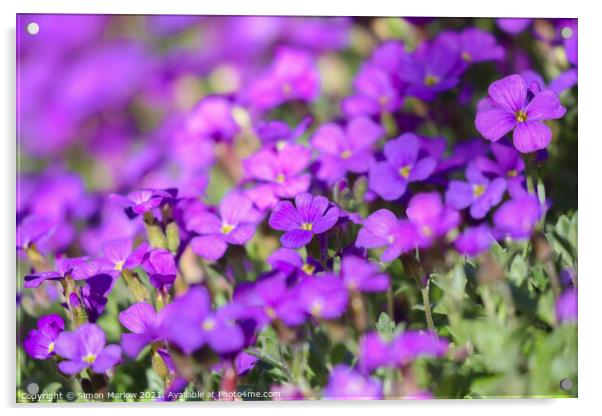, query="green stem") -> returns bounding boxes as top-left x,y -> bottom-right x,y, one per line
420,283 -> 436,332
